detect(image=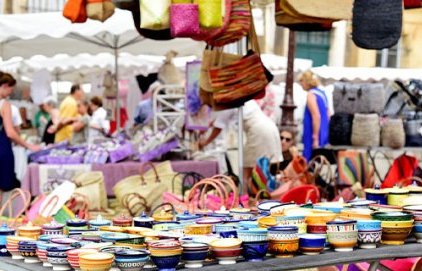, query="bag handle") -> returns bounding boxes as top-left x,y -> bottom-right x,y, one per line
149,202 -> 176,218
186,178 -> 226,212
211,175 -> 239,208
122,193 -> 151,217
0,188 -> 31,219
139,162 -> 160,185
199,177 -> 228,209
39,195 -> 60,218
